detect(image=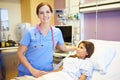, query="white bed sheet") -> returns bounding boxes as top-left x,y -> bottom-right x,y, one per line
11,71 -> 74,80
87,39 -> 120,80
